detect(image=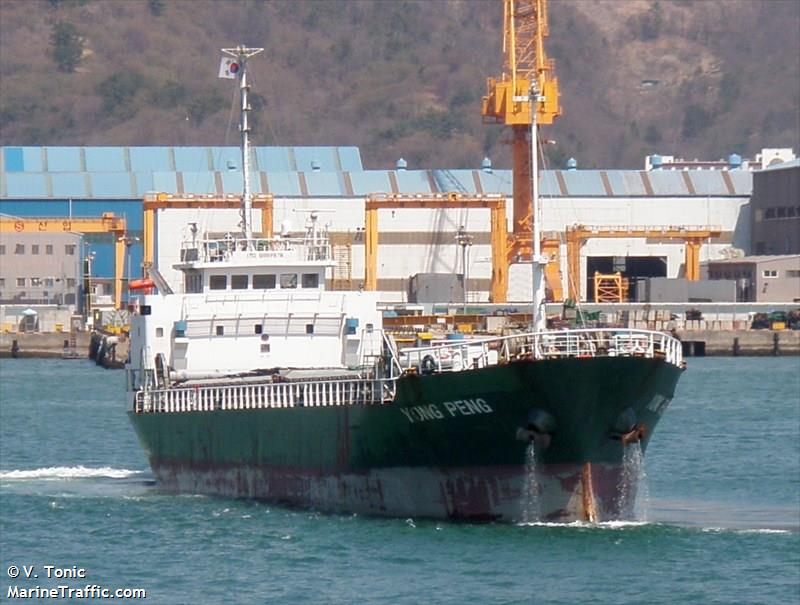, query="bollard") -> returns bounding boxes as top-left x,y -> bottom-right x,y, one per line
733,337 -> 740,357
772,332 -> 780,356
